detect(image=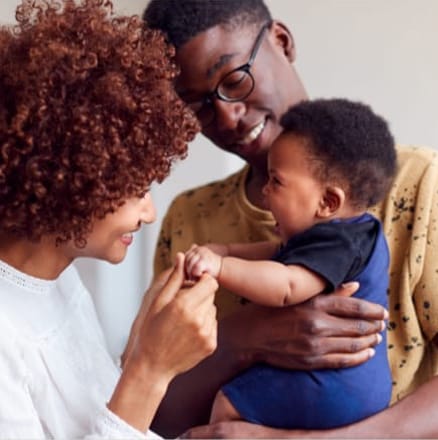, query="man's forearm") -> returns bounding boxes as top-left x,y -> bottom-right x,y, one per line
183,375 -> 438,439
308,375 -> 438,438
